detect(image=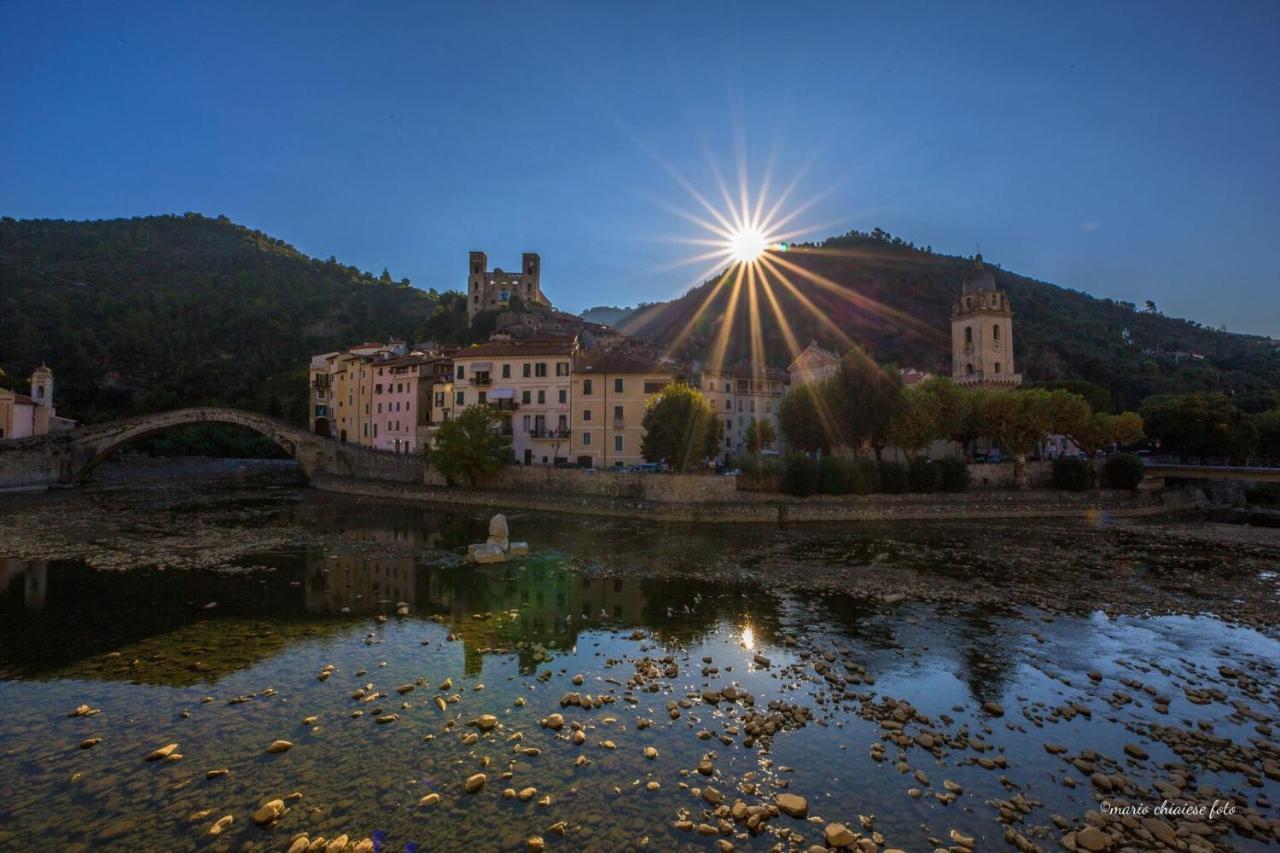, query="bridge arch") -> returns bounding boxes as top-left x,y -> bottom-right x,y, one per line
69,407 -> 318,482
